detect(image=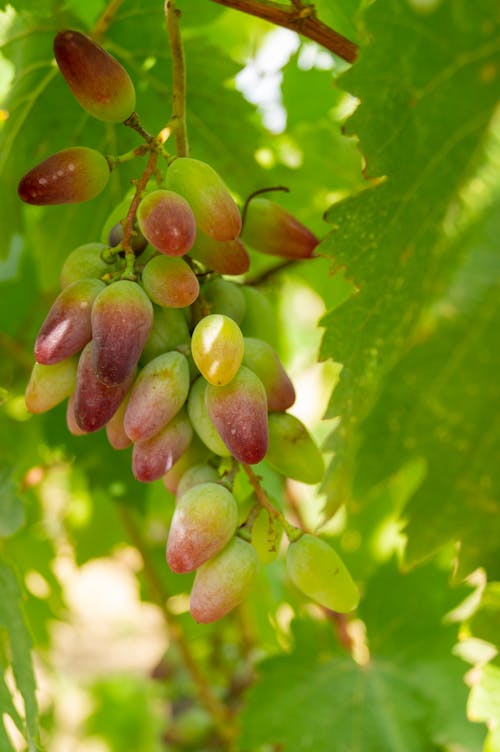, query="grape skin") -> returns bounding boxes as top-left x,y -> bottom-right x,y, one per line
191,314 -> 244,387
137,190 -> 196,257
